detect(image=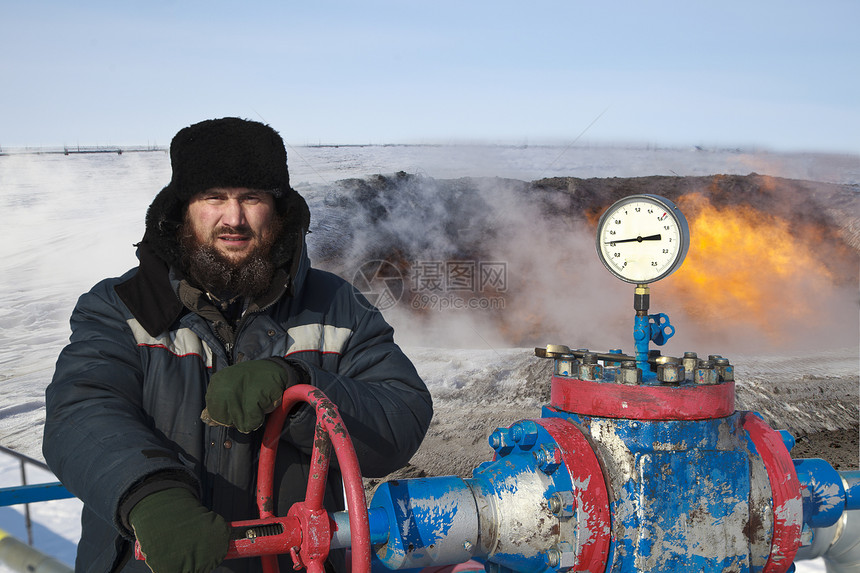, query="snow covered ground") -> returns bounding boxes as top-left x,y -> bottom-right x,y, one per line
4,143 -> 855,571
